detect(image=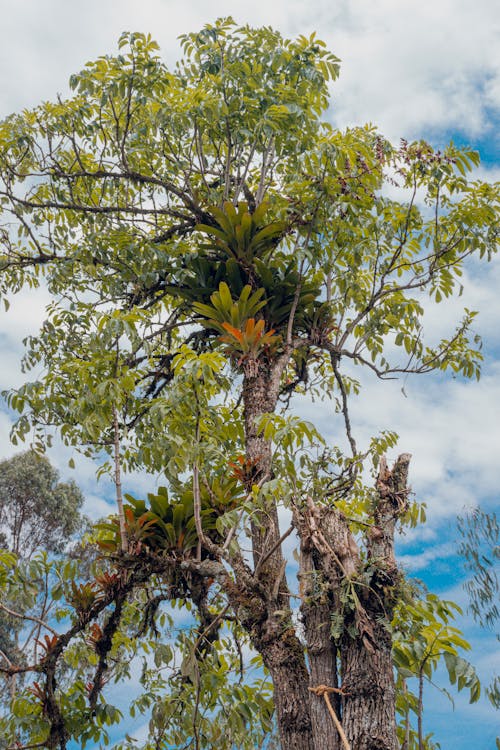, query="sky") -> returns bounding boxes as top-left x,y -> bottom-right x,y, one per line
0,0 -> 498,747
